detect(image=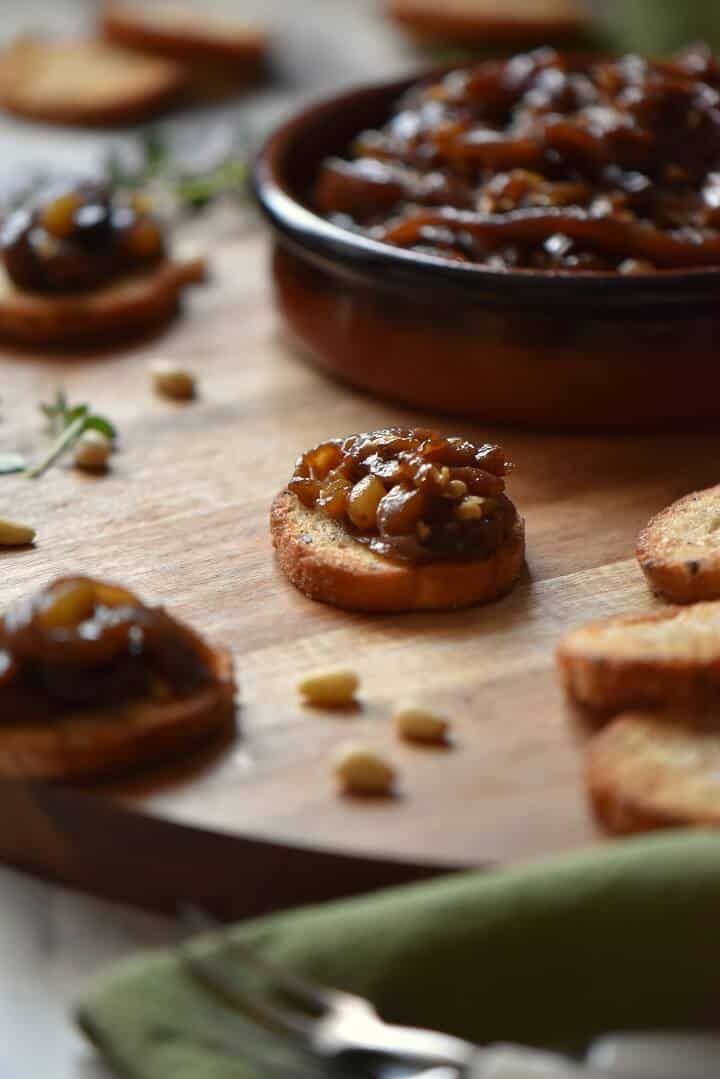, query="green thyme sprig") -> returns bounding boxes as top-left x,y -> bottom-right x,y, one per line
106,129 -> 249,213
28,390 -> 116,479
